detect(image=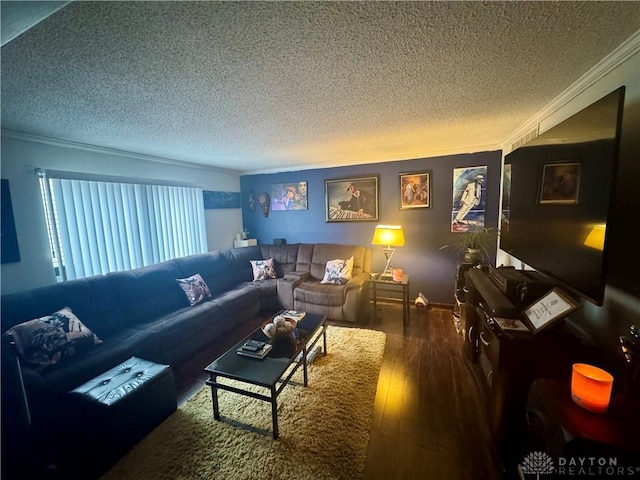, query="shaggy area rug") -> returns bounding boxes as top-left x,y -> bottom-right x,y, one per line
102,326 -> 386,480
